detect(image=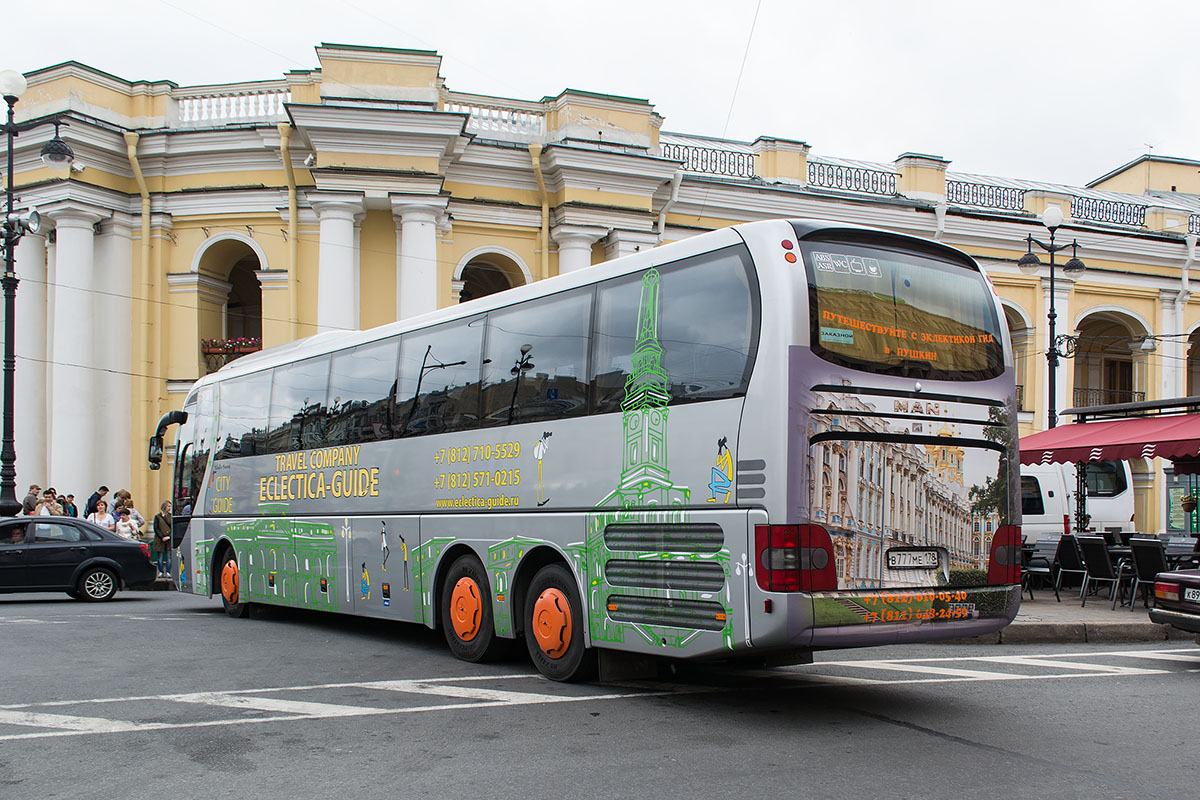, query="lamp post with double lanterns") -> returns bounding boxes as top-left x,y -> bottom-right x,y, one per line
0,69 -> 75,516
1018,205 -> 1086,430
